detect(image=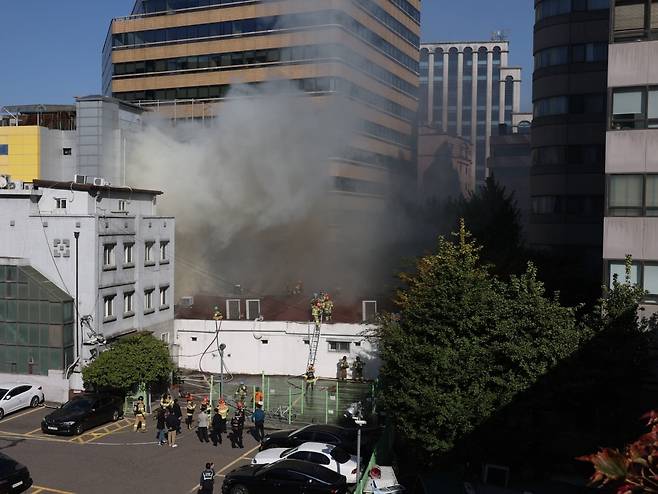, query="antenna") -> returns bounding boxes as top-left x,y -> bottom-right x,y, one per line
491,29 -> 510,42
